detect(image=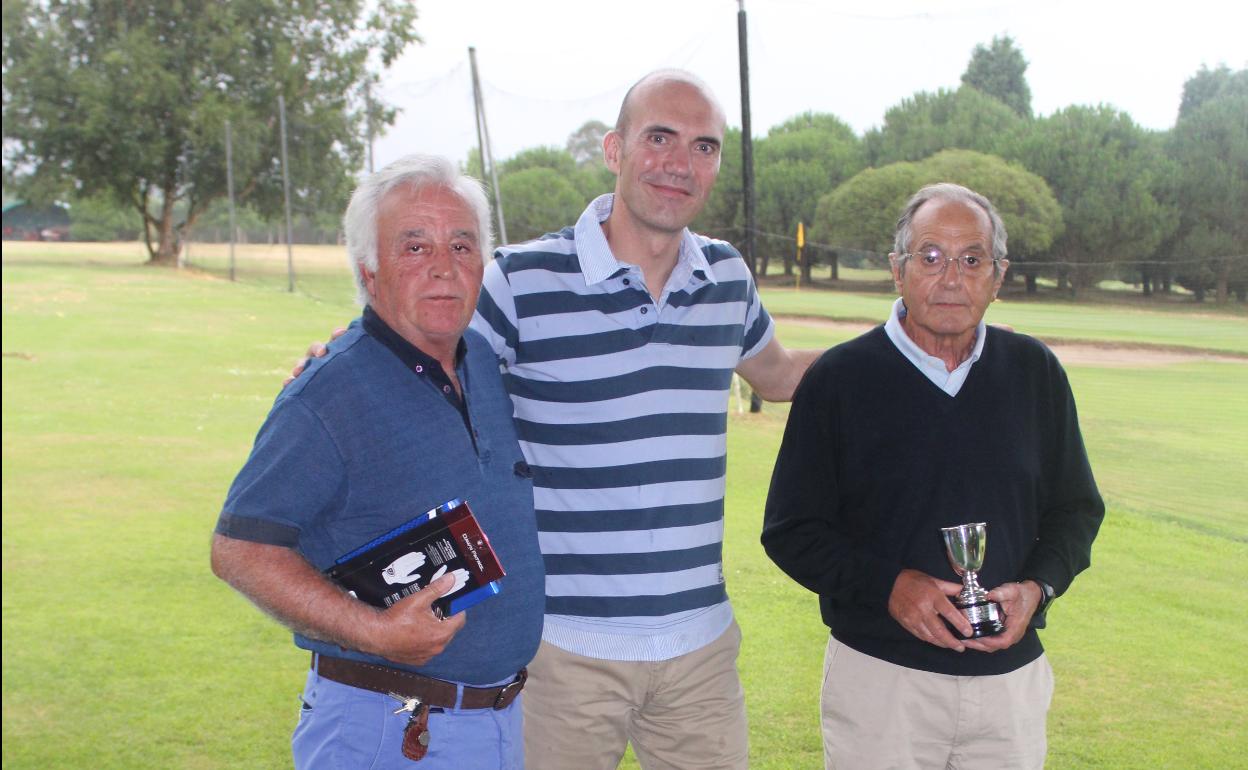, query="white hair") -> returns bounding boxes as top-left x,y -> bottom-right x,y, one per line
343,154 -> 493,306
